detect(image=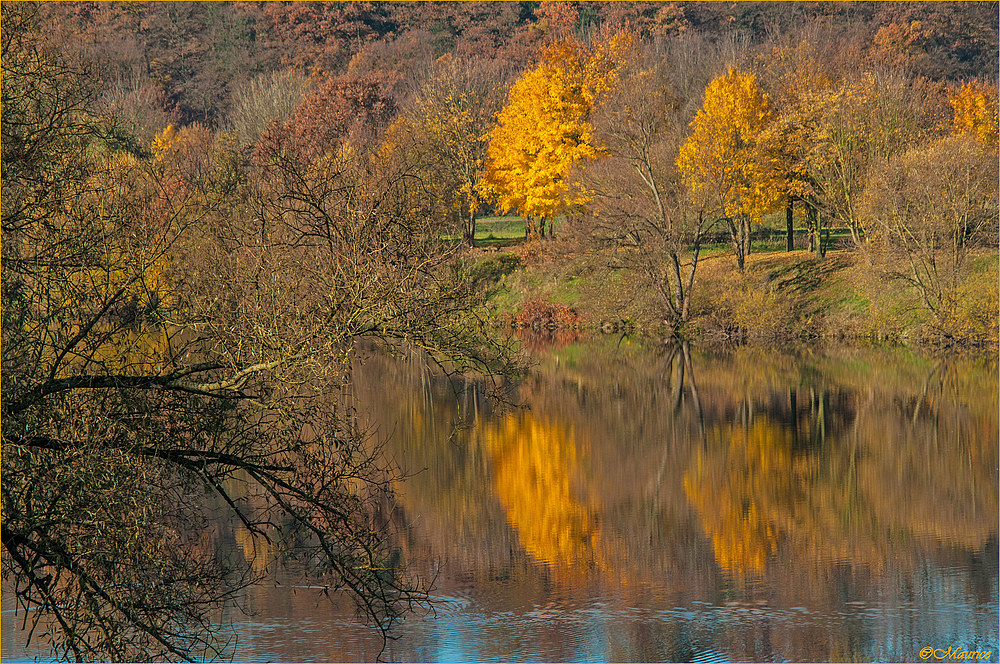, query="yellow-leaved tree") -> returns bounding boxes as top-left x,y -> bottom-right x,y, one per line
949,81 -> 999,146
479,36 -> 625,239
677,67 -> 781,271
772,70 -> 941,251
754,41 -> 834,253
